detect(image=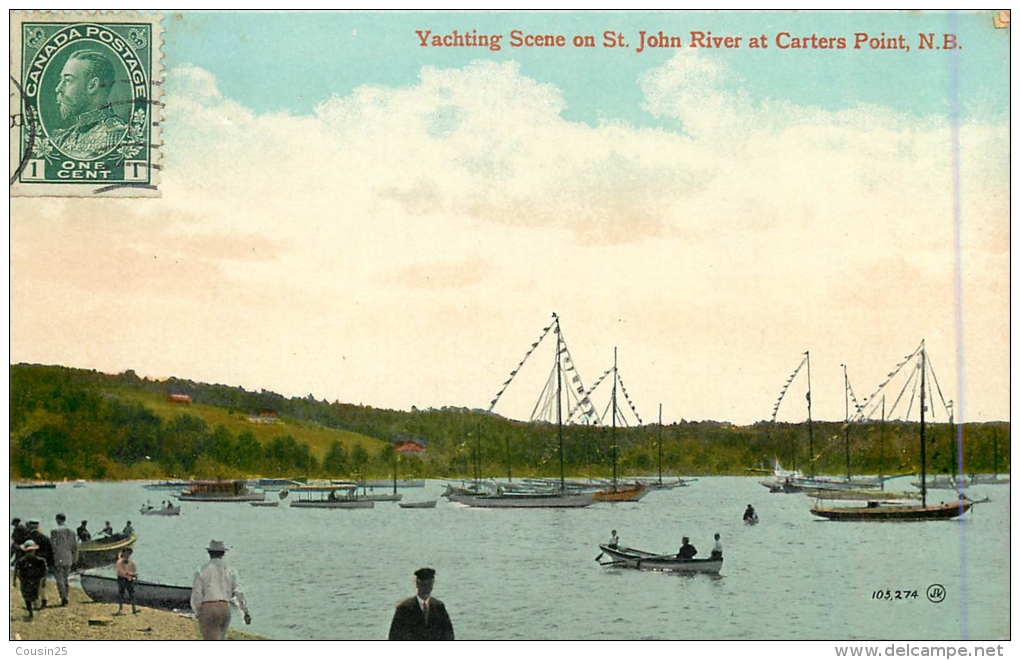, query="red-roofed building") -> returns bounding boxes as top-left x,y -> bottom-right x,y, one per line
393,439 -> 425,454
166,394 -> 191,404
